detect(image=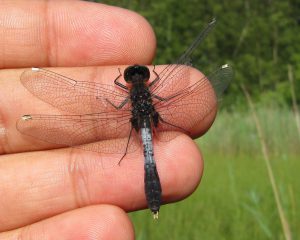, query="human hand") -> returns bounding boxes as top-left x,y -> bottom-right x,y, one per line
0,1 -> 215,239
